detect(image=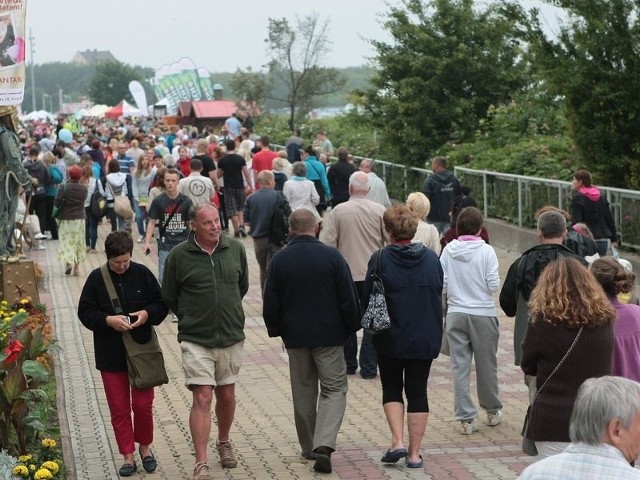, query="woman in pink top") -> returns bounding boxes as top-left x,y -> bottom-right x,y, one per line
590,257 -> 640,382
